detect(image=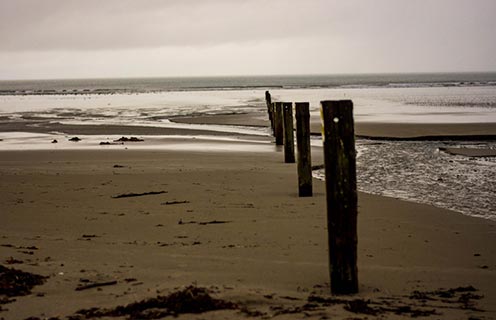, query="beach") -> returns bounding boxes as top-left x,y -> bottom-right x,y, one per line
1,109 -> 495,319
